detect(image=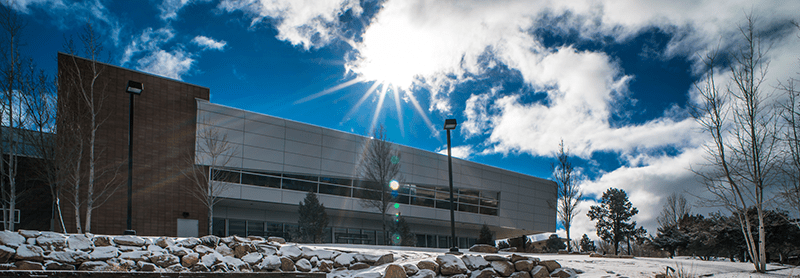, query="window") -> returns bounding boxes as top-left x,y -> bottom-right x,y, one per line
320,177 -> 352,186
0,208 -> 20,224
247,221 -> 265,237
480,207 -> 498,216
212,218 -> 226,236
318,183 -> 351,197
284,174 -> 318,182
282,178 -> 317,192
241,173 -> 281,188
353,188 -> 380,200
211,169 -> 240,183
266,223 -> 284,238
458,203 -> 479,213
228,219 -> 246,236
